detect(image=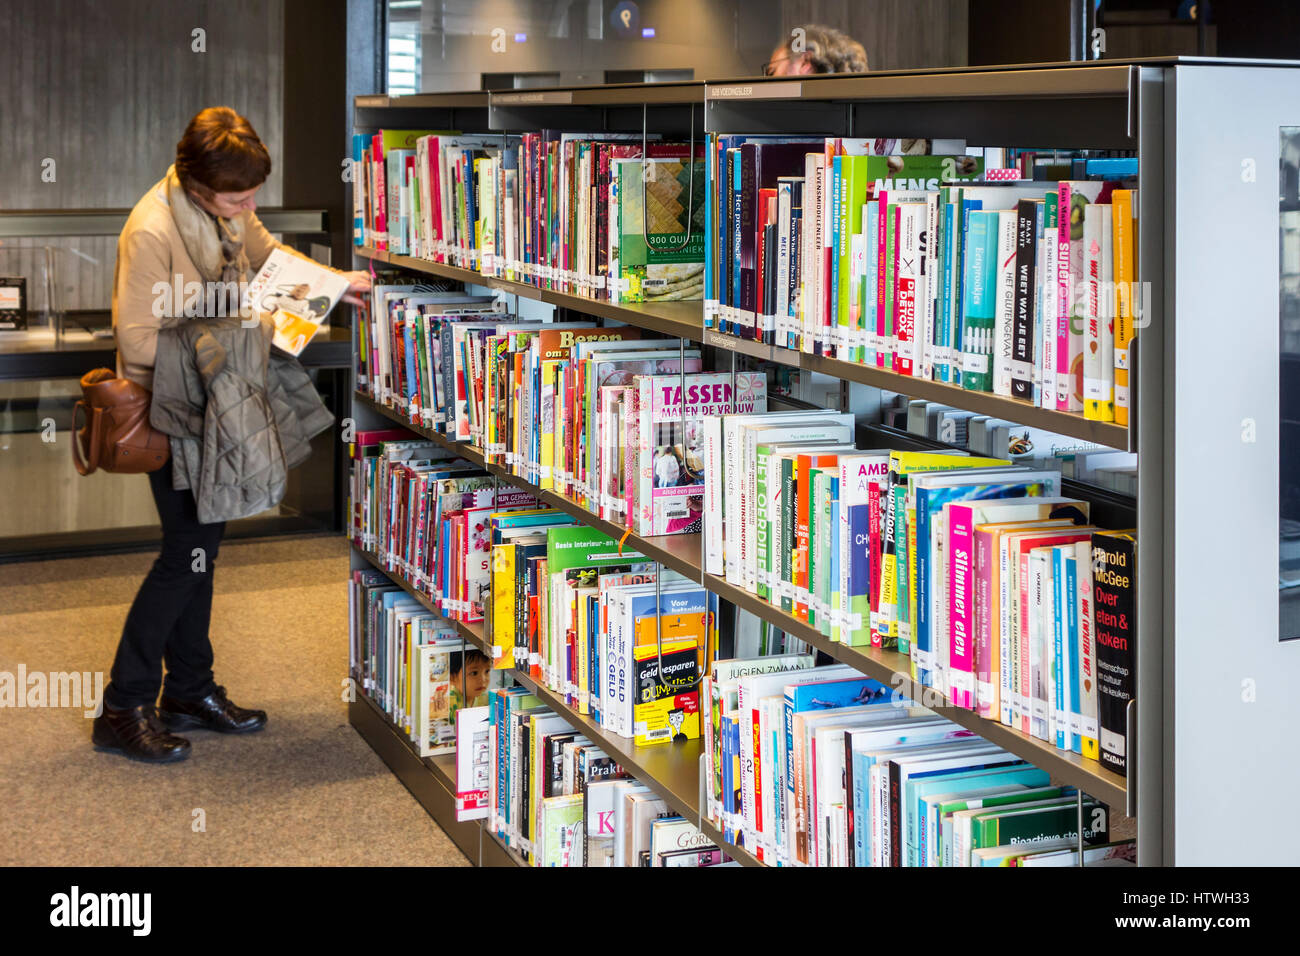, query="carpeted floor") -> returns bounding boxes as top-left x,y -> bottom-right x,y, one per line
0,534 -> 470,866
